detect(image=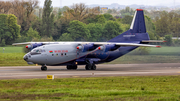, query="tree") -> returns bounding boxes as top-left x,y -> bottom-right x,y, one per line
68,20 -> 91,41
103,21 -> 123,41
120,23 -> 130,32
61,3 -> 100,23
59,33 -> 73,41
7,14 -> 21,44
0,14 -> 20,45
11,0 -> 39,36
59,3 -> 100,39
107,9 -> 113,14
41,0 -> 54,37
103,13 -> 113,20
164,34 -> 172,46
168,11 -> 180,37
87,23 -> 103,41
96,15 -> 106,24
0,0 -> 38,37
120,7 -> 134,17
155,11 -> 170,37
0,39 -> 6,46
145,15 -> 160,40
85,13 -> 98,24
122,15 -> 133,25
0,1 -> 12,14
154,11 -> 180,37
26,27 -> 40,41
